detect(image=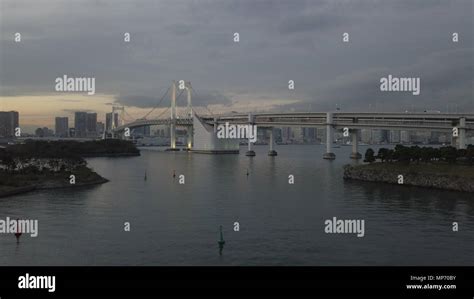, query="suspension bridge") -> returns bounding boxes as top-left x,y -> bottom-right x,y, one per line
108,81 -> 474,160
